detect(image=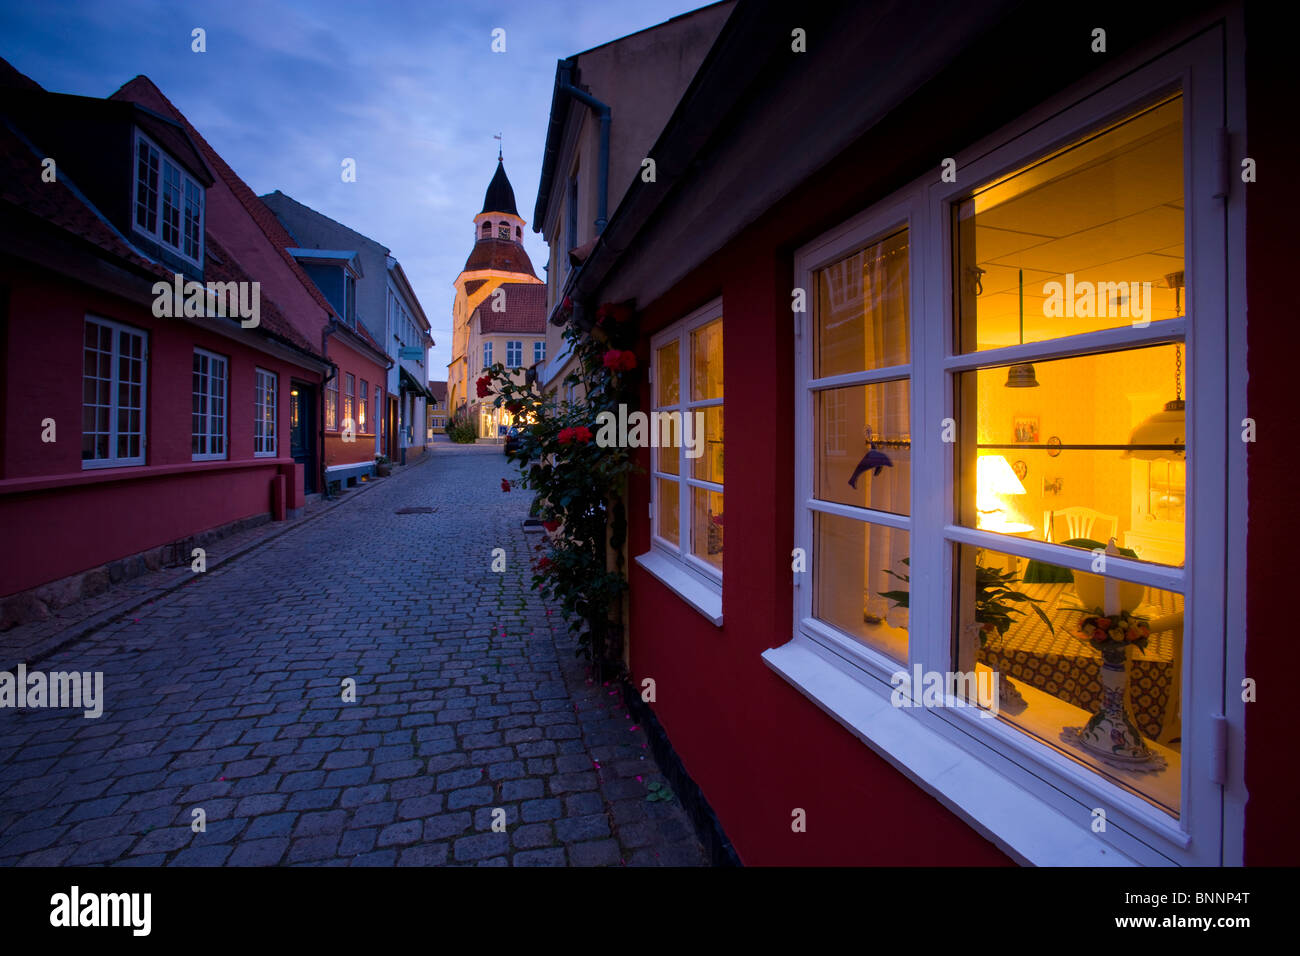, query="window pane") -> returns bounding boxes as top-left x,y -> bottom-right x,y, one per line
691,318 -> 722,400
813,512 -> 909,662
815,380 -> 910,514
655,441 -> 679,478
954,97 -> 1183,353
954,343 -> 1186,566
656,478 -> 680,547
954,541 -> 1183,817
691,487 -> 724,571
814,226 -> 909,378
691,406 -> 723,483
655,341 -> 679,407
